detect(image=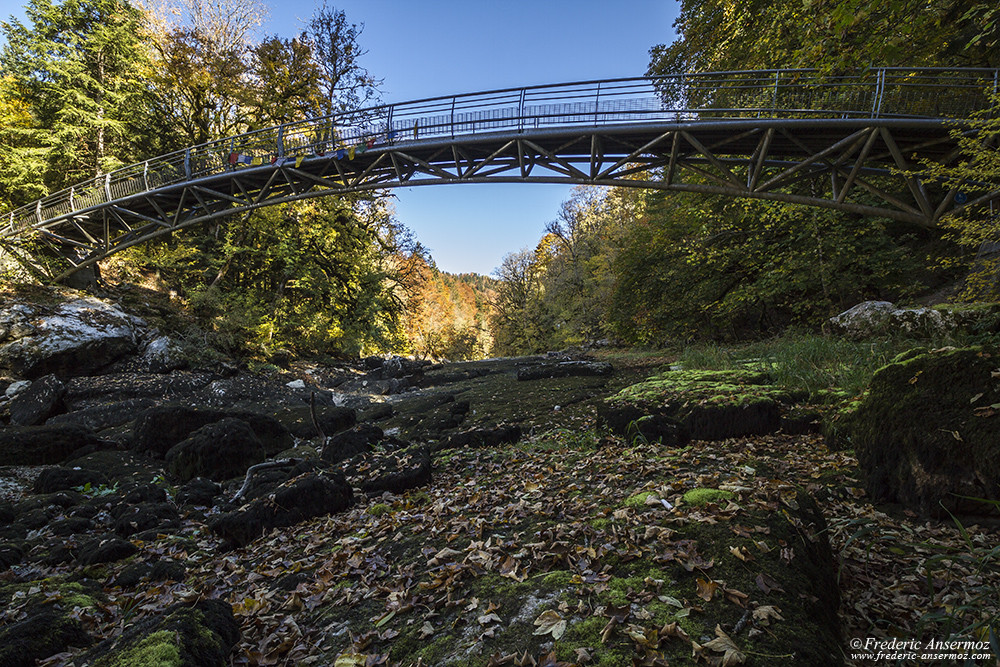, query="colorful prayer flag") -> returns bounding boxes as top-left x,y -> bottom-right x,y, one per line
295,156 -> 304,168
